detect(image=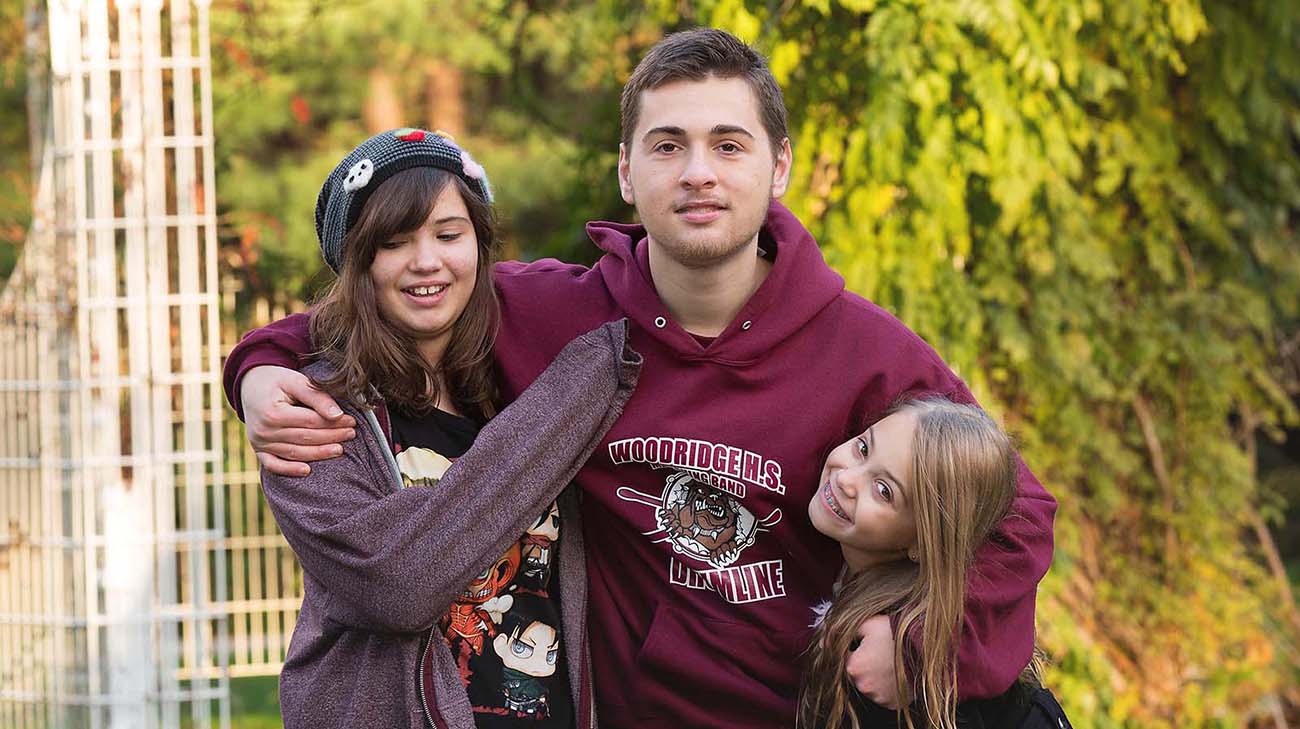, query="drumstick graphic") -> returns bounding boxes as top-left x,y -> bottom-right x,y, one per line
615,486 -> 675,539
757,508 -> 782,529
615,486 -> 661,508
